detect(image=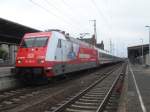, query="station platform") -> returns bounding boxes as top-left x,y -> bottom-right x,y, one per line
128,64 -> 150,112
0,66 -> 14,77
0,66 -> 18,91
